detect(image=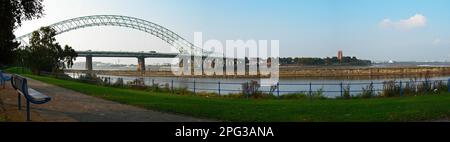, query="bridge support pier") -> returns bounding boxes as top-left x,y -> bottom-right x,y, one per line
137,57 -> 146,72
85,55 -> 93,74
